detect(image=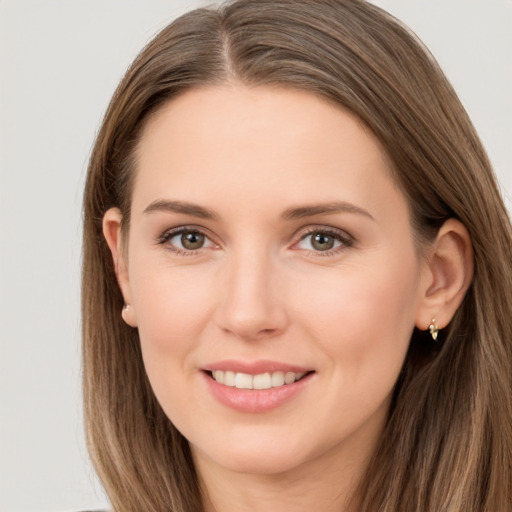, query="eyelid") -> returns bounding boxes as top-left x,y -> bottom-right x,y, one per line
291,225 -> 354,254
156,223 -> 354,257
157,225 -> 219,254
